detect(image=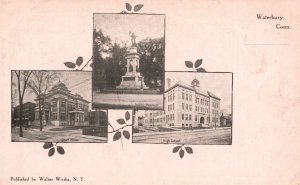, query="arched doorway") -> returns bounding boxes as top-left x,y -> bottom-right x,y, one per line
200,117 -> 205,124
